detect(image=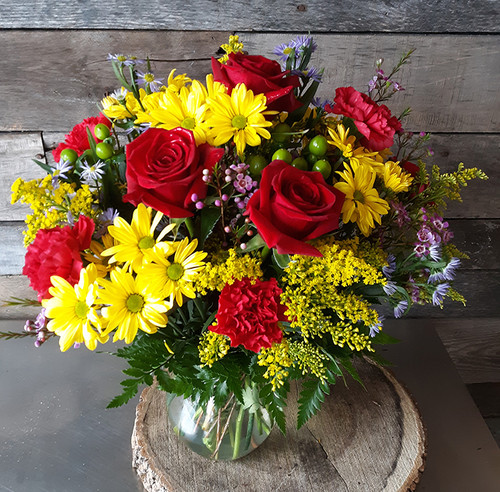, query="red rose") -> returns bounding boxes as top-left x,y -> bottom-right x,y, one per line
328,87 -> 402,151
23,216 -> 95,301
123,128 -> 224,218
52,114 -> 111,162
212,53 -> 302,113
245,160 -> 345,257
211,277 -> 287,353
